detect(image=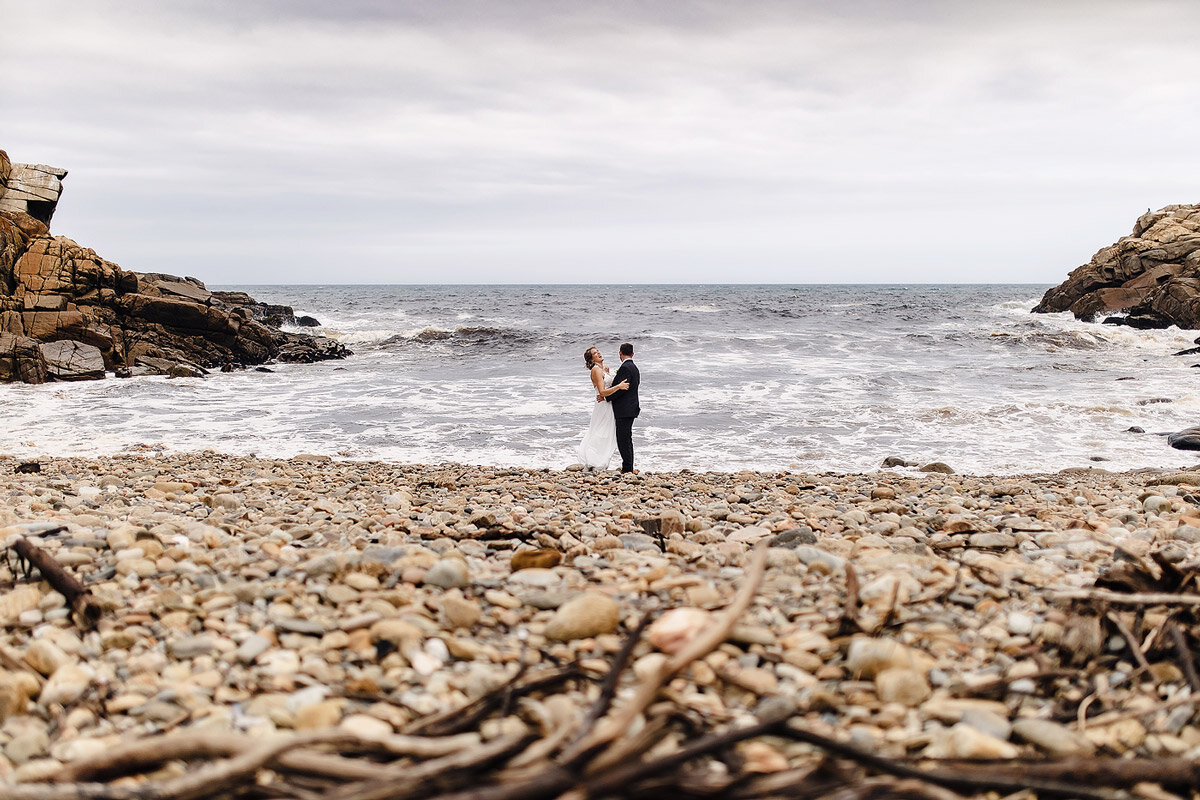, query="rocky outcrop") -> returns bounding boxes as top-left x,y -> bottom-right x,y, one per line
1034,205 -> 1200,328
0,155 -> 66,226
0,148 -> 350,383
